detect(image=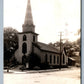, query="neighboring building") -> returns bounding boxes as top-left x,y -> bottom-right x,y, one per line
15,0 -> 68,68
68,57 -> 76,66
